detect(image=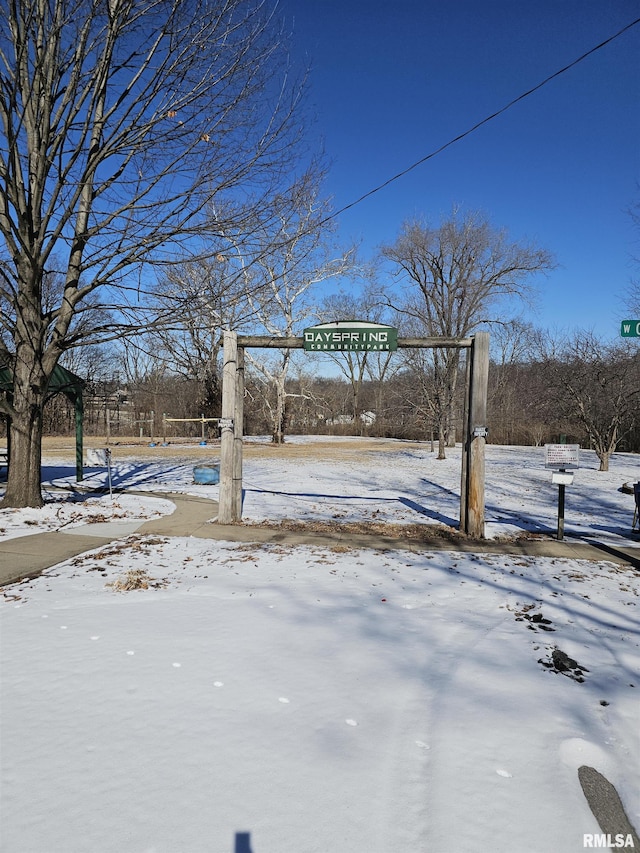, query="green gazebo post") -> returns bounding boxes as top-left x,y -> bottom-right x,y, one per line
0,358 -> 86,483
75,391 -> 84,482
